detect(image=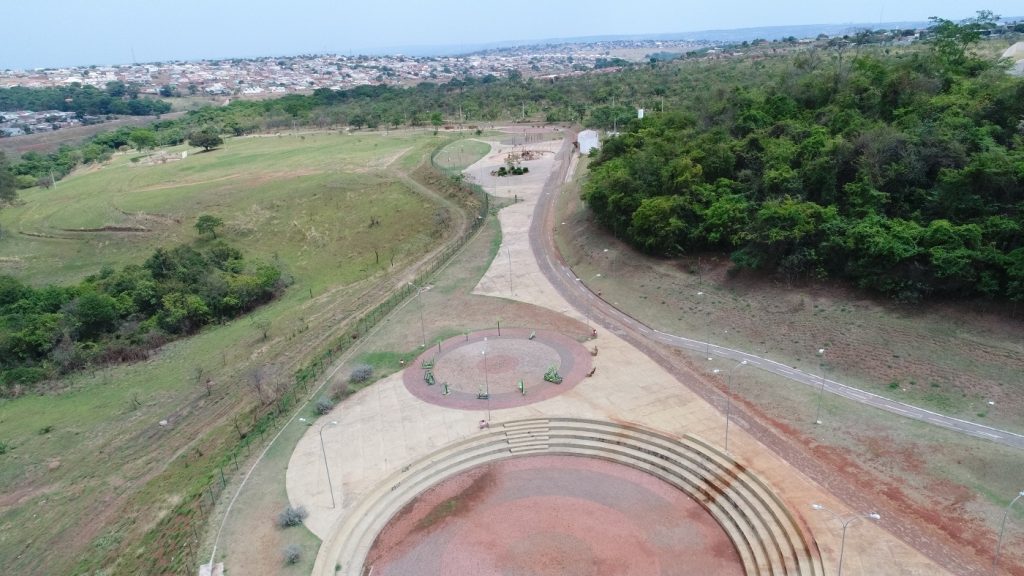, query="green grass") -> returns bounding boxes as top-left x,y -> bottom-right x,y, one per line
0,132 -> 437,287
433,139 -> 491,172
0,131 -> 464,575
